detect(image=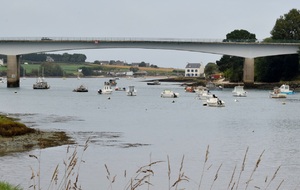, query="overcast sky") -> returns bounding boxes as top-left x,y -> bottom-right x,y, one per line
0,0 -> 297,68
